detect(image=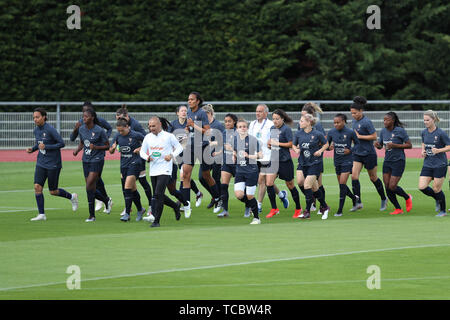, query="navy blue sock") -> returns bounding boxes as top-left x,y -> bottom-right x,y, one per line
86,189 -> 96,217
191,180 -> 200,194
436,191 -> 446,212
35,193 -> 45,214
210,183 -> 220,200
338,184 -> 347,213
394,186 -> 409,200
221,183 -> 229,211
124,189 -> 133,214
181,187 -> 190,205
319,185 -> 326,200
96,178 -> 108,199
247,198 -> 259,219
304,189 -> 314,211
345,184 -> 356,201
199,176 -> 212,197
267,185 -> 277,209
313,189 -> 327,208
372,178 -> 387,201
352,180 -> 361,201
132,190 -> 143,212
386,189 -> 401,209
56,188 -> 72,200
95,189 -> 108,205
289,186 -> 301,210
420,186 -> 437,199
299,185 -> 306,196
